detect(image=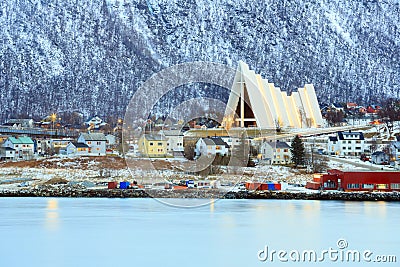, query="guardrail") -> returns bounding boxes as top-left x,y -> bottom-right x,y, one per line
0,127 -> 79,137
